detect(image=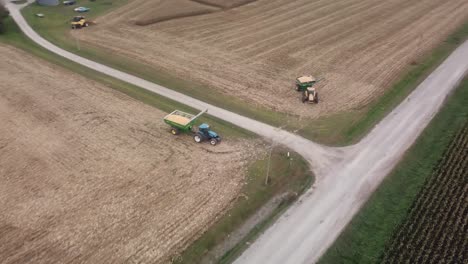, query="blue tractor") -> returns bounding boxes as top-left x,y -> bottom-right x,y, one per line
193,123 -> 221,146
